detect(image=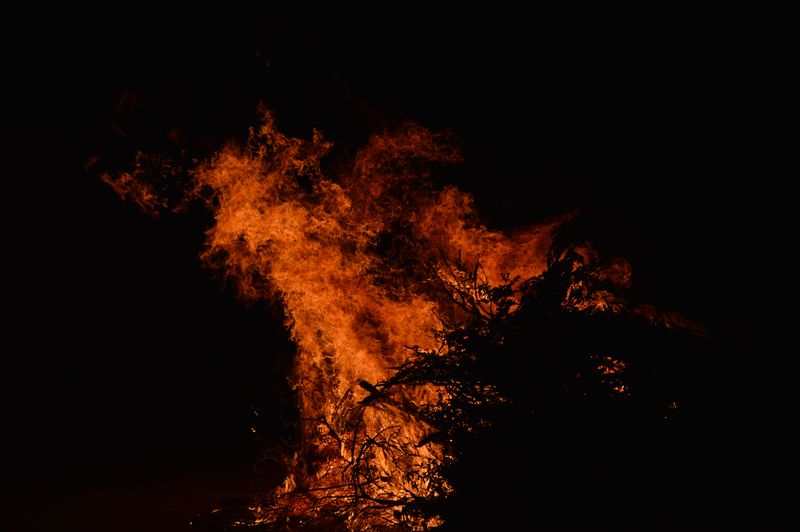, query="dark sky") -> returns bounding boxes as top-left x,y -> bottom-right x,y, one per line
4,16 -> 764,530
